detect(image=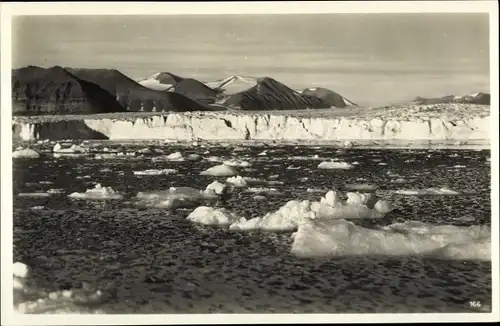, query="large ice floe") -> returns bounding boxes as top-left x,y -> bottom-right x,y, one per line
12,148 -> 40,158
68,183 -> 123,200
200,163 -> 239,177
135,182 -> 228,210
228,190 -> 391,232
13,262 -> 105,314
291,220 -> 490,261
